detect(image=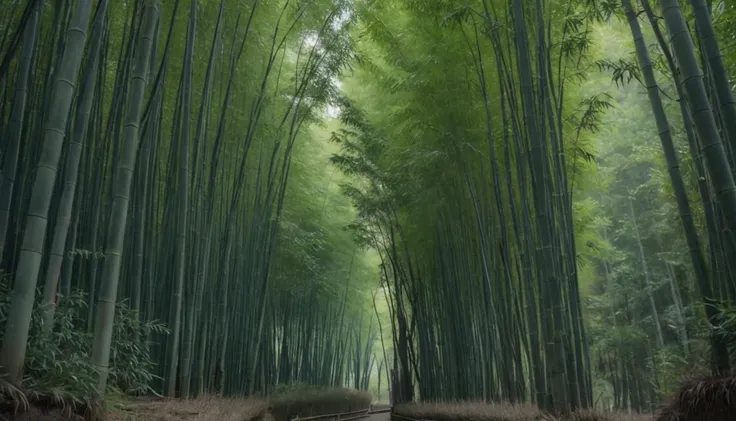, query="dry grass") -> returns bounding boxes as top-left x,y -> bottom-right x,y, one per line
555,409 -> 653,421
108,395 -> 269,421
655,372 -> 736,421
392,402 -> 655,421
0,379 -> 94,421
0,406 -> 85,421
393,401 -> 541,421
107,386 -> 372,421
0,383 -> 372,421
24,375 -> 736,421
390,373 -> 736,421
269,386 -> 372,421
